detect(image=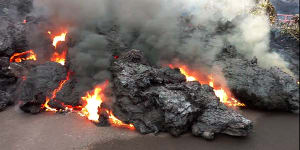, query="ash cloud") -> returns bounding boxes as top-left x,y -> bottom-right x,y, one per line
30,0 -> 293,88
